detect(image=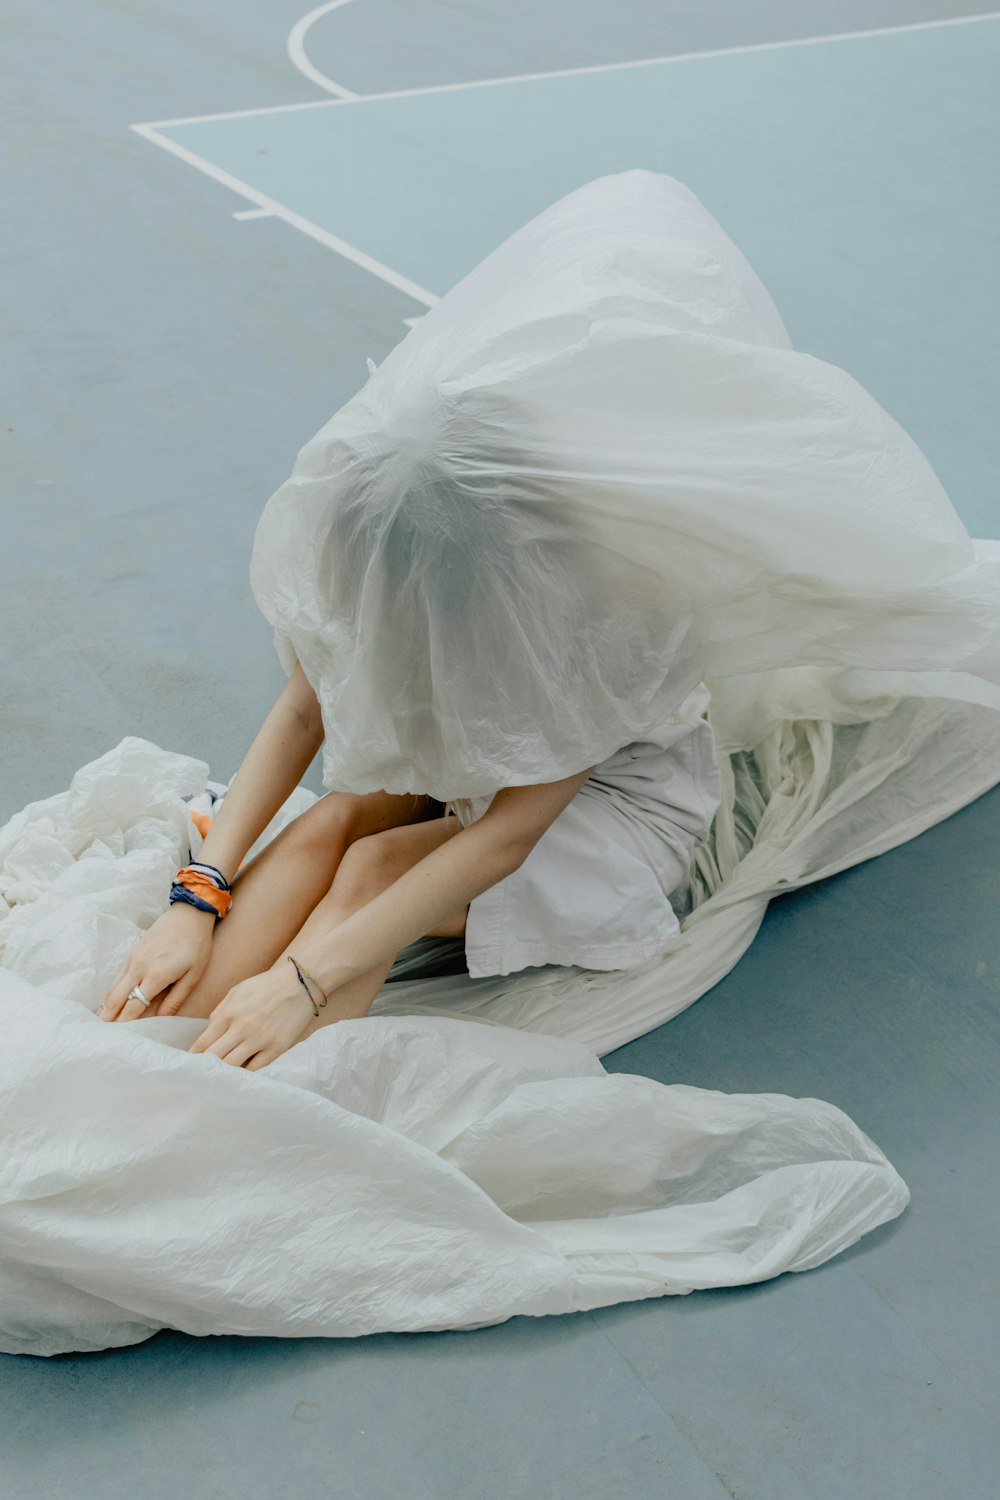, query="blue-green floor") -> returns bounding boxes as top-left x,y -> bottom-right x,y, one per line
3,4 -> 999,1496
